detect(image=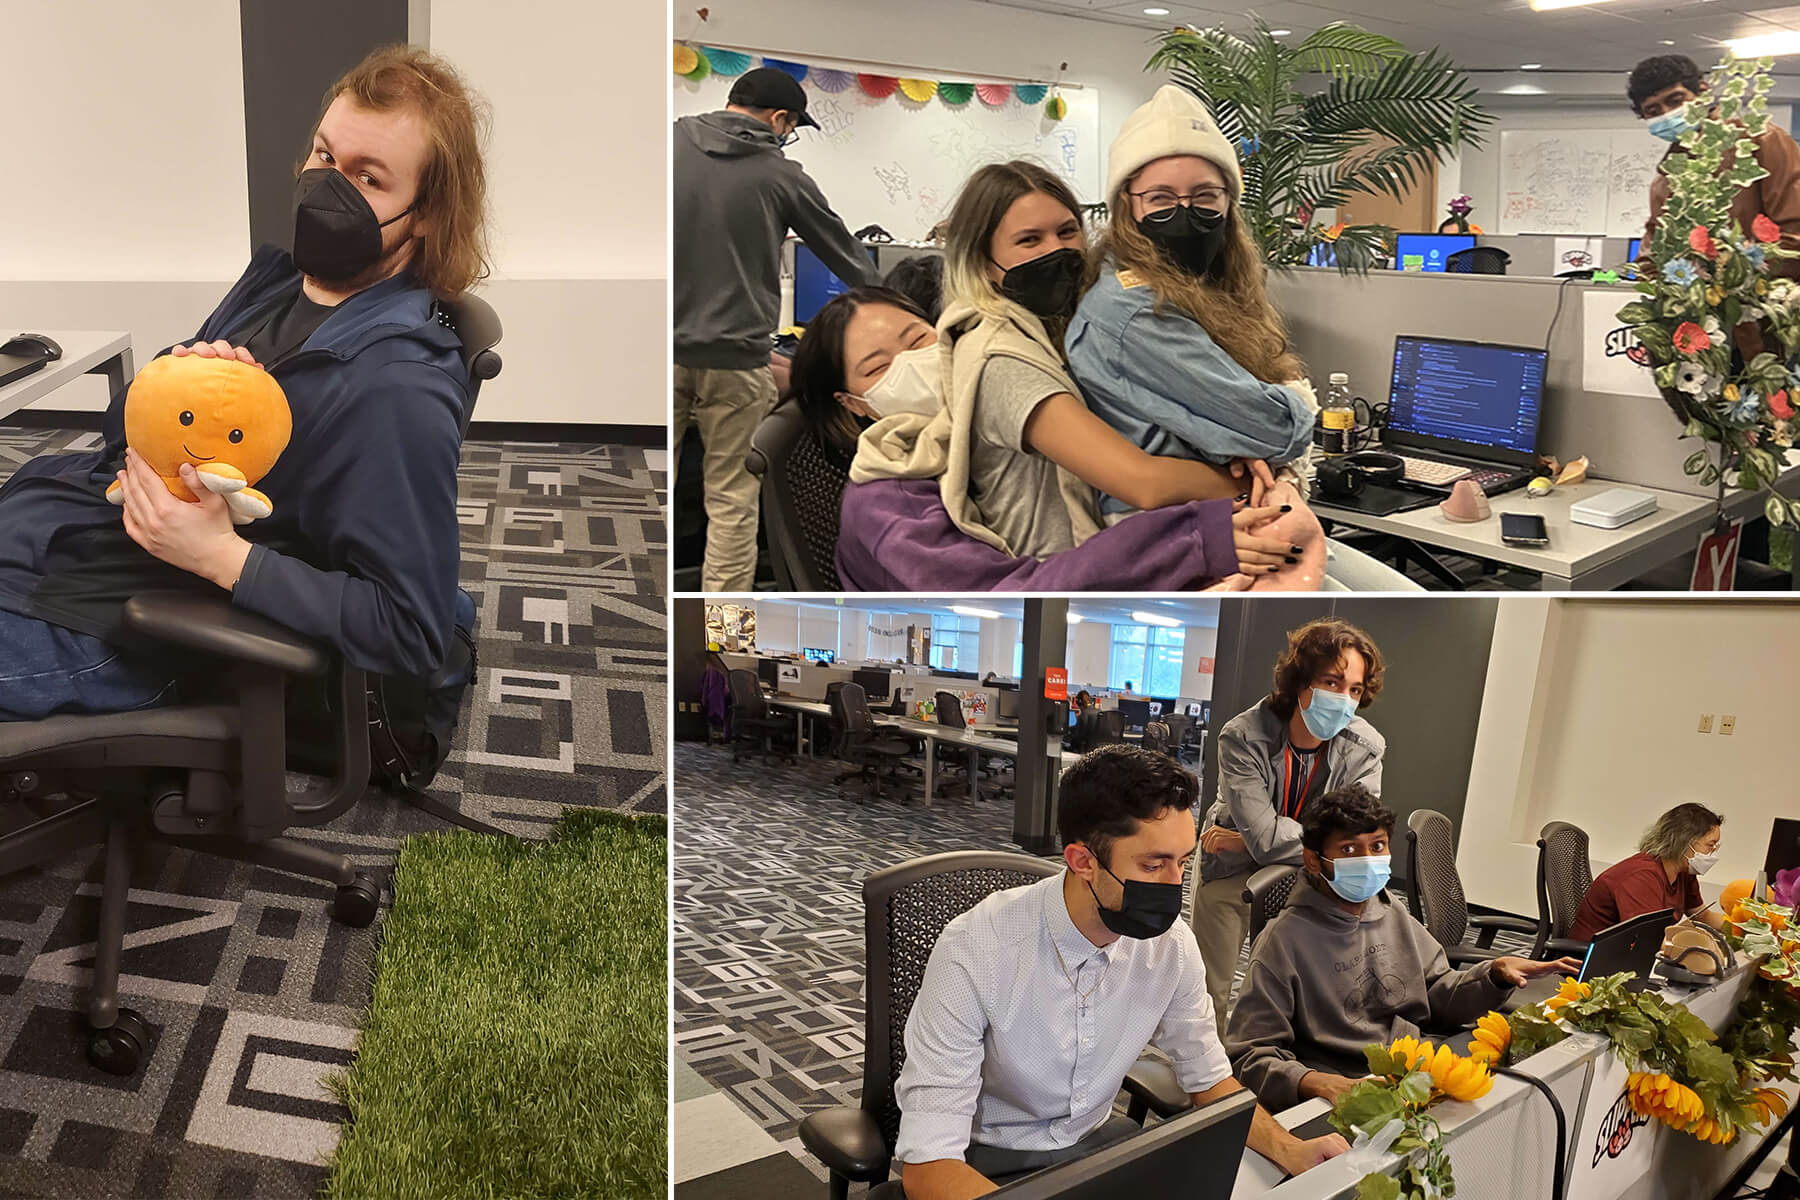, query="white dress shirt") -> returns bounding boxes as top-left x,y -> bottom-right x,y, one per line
893,872 -> 1233,1165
